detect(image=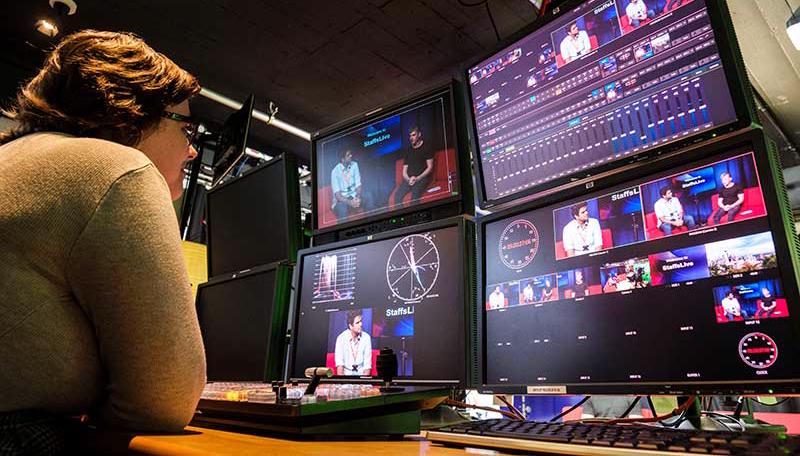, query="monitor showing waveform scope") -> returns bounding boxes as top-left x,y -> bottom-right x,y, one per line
196,264 -> 286,382
290,217 -> 472,384
313,84 -> 464,233
467,0 -> 751,206
479,134 -> 800,394
206,155 -> 301,277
